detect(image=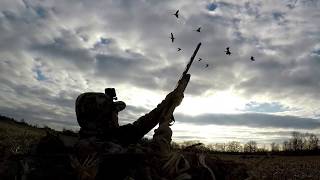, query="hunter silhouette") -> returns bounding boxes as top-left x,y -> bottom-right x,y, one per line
75,78 -> 188,146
